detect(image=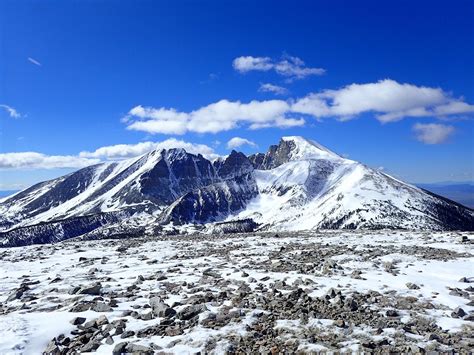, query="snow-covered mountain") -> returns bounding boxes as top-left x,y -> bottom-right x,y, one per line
1,136 -> 473,246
